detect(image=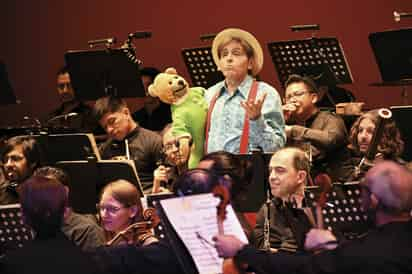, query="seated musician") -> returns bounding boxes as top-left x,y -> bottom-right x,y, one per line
0,176 -> 99,274
213,161 -> 412,274
152,125 -> 191,194
0,136 -> 43,205
33,166 -> 106,252
334,109 -> 405,182
97,179 -> 158,247
93,96 -> 163,192
252,147 -> 314,253
283,74 -> 348,180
